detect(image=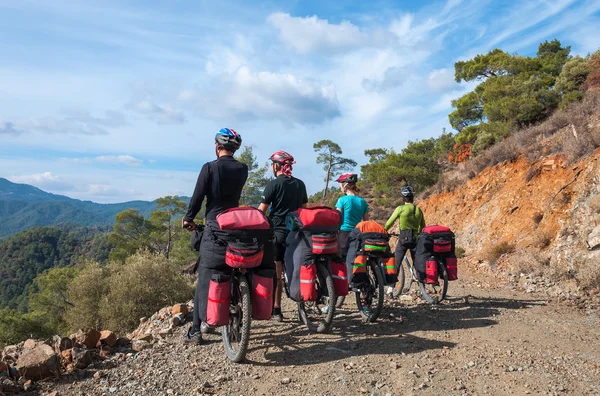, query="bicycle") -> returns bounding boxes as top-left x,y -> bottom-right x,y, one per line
282,256 -> 336,333
221,266 -> 252,362
390,242 -> 448,304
